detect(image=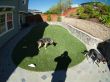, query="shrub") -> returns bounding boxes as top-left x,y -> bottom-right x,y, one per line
99,15 -> 110,27
47,14 -> 51,21
76,2 -> 110,27
105,23 -> 110,28
69,13 -> 78,18
99,15 -> 108,23
77,6 -> 85,15
98,5 -> 110,15
79,13 -> 90,19
90,10 -> 100,18
83,5 -> 100,18
84,5 -> 94,14
57,16 -> 61,22
77,5 -> 100,18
